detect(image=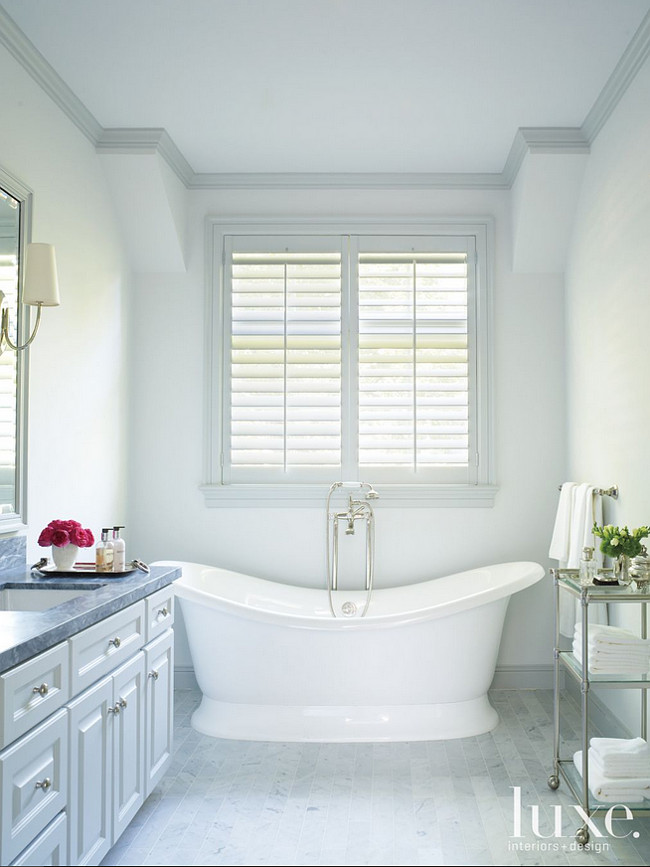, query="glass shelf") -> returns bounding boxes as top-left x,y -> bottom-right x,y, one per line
557,574 -> 650,602
559,650 -> 650,688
